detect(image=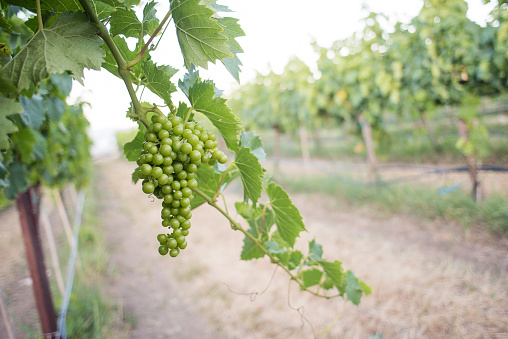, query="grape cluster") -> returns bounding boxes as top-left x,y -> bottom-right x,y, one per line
136,113 -> 228,257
